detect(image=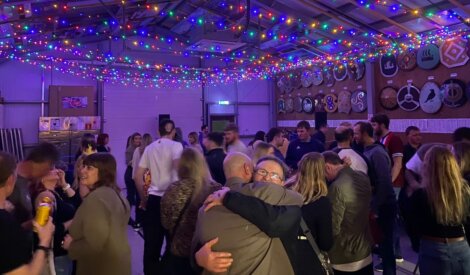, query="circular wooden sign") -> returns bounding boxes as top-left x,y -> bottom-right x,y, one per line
440,79 -> 467,108
324,93 -> 338,113
419,82 -> 442,114
397,84 -> 420,111
379,86 -> 399,110
351,90 -> 367,113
